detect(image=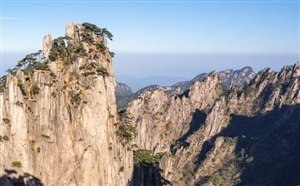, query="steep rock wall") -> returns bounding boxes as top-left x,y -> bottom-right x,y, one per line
0,23 -> 133,186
